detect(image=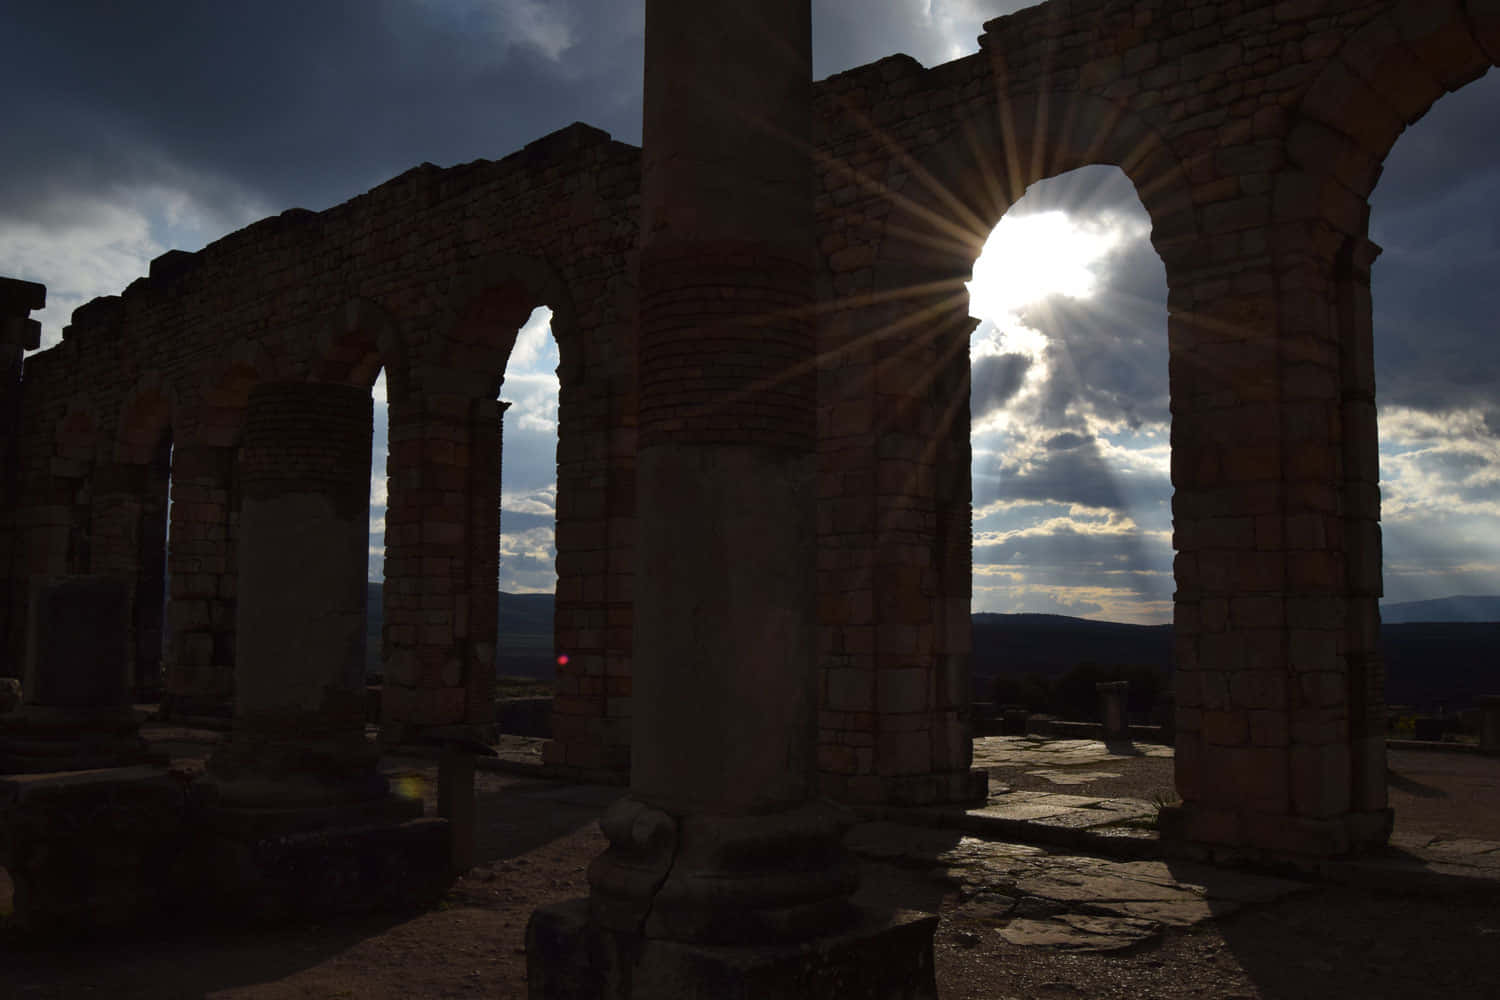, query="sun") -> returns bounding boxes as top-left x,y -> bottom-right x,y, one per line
966,210 -> 1119,328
